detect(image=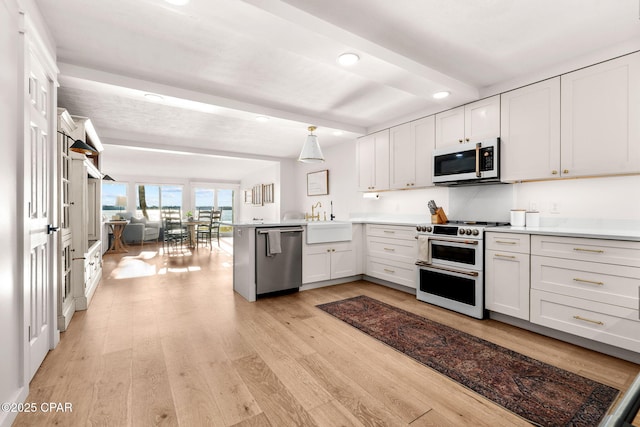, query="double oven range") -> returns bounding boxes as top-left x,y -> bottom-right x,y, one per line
415,221 -> 506,319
